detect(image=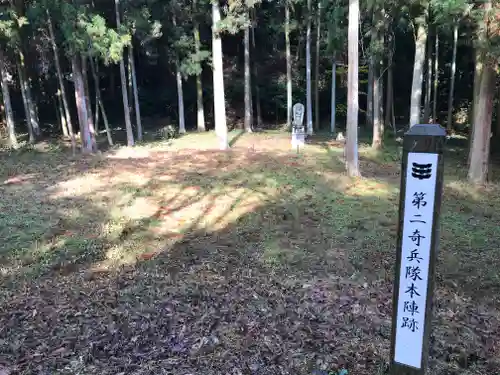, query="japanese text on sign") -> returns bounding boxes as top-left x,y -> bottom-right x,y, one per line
394,152 -> 438,369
